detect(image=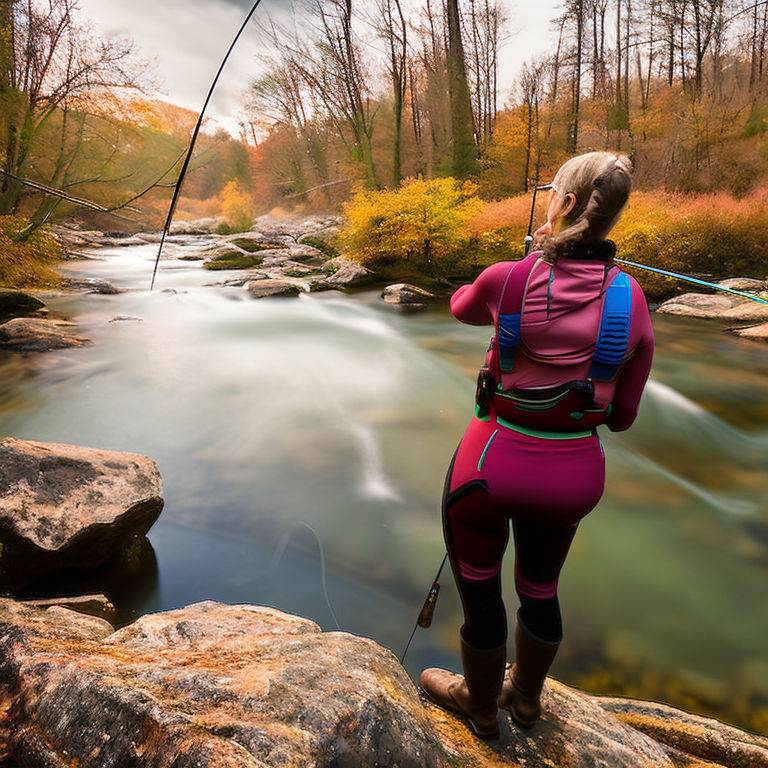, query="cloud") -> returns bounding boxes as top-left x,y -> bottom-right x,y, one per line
75,0 -> 559,135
